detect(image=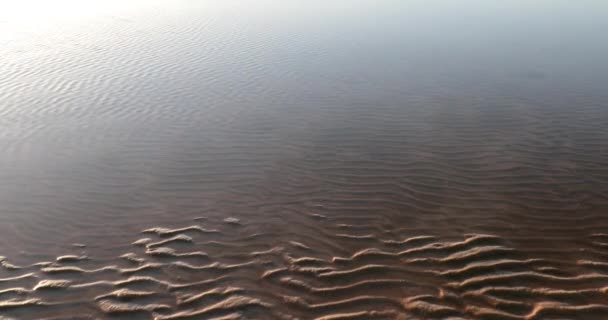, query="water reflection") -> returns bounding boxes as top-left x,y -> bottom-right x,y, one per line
1,1 -> 608,318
